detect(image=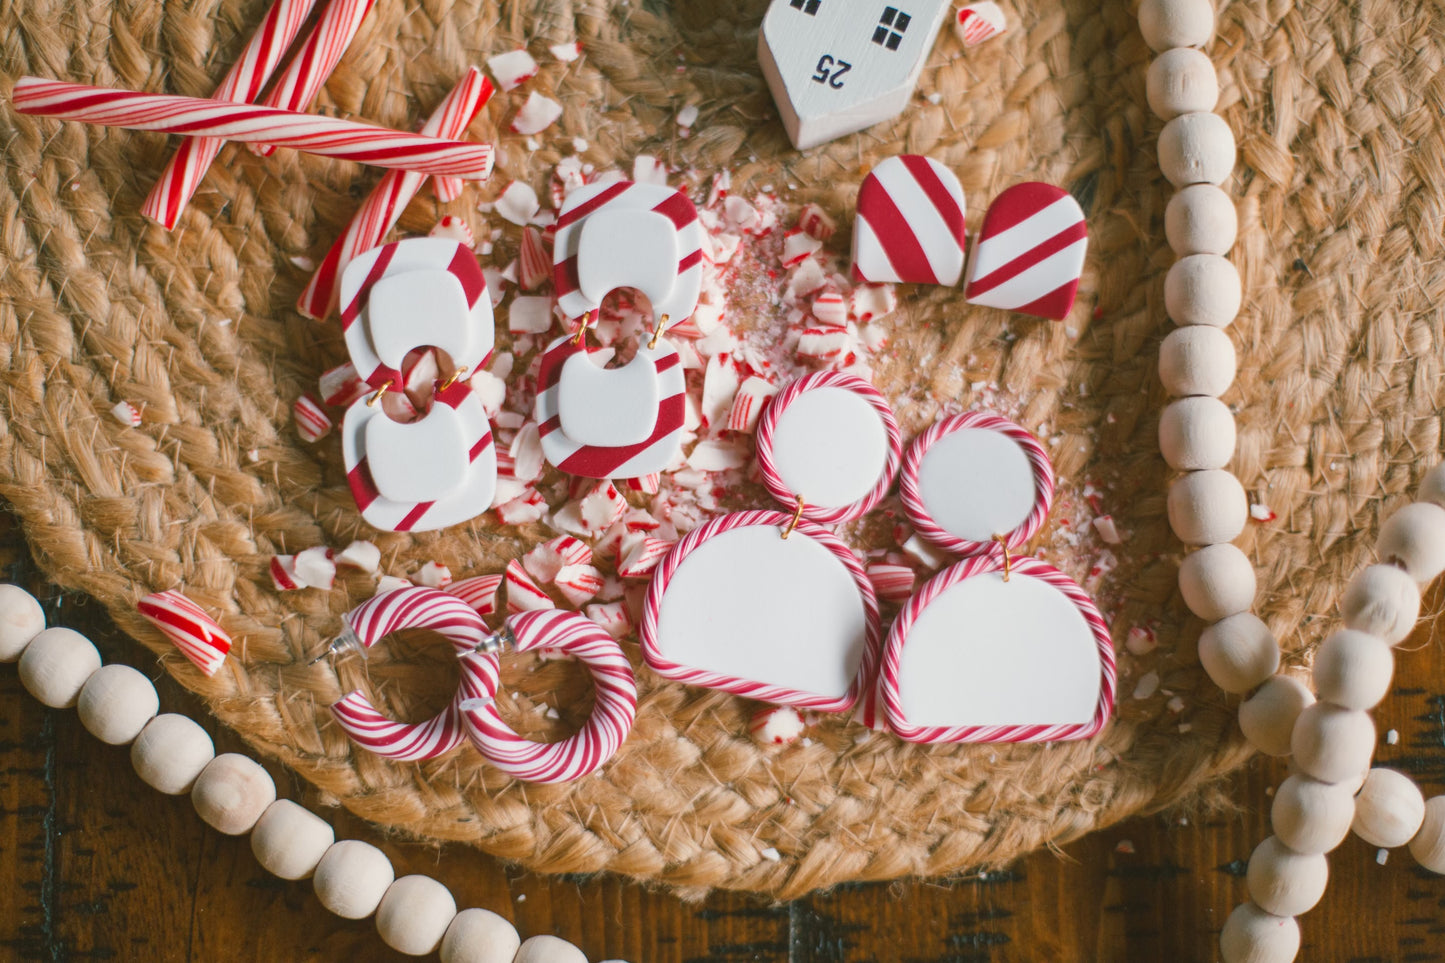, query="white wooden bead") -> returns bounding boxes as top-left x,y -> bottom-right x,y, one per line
1409,796 -> 1445,874
1341,563 -> 1420,645
1219,901 -> 1300,963
1167,469 -> 1247,545
514,935 -> 588,963
1138,0 -> 1215,51
191,753 -> 276,835
1291,702 -> 1375,784
1376,501 -> 1445,583
77,664 -> 159,745
1272,774 -> 1355,855
0,584 -> 46,662
440,908 -> 521,963
1147,48 -> 1219,121
1417,463 -> 1445,511
1158,325 -> 1236,397
1159,111 -> 1236,187
251,799 -> 335,880
1165,254 -> 1241,328
1352,768 -> 1425,849
1179,543 -> 1256,621
1160,396 -> 1236,471
1311,629 -> 1393,711
131,713 -> 215,794
1166,184 -> 1237,256
376,875 -> 457,956
1198,612 -> 1277,693
18,627 -> 101,709
314,839 -> 395,919
1245,835 -> 1328,917
1238,674 -> 1314,757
